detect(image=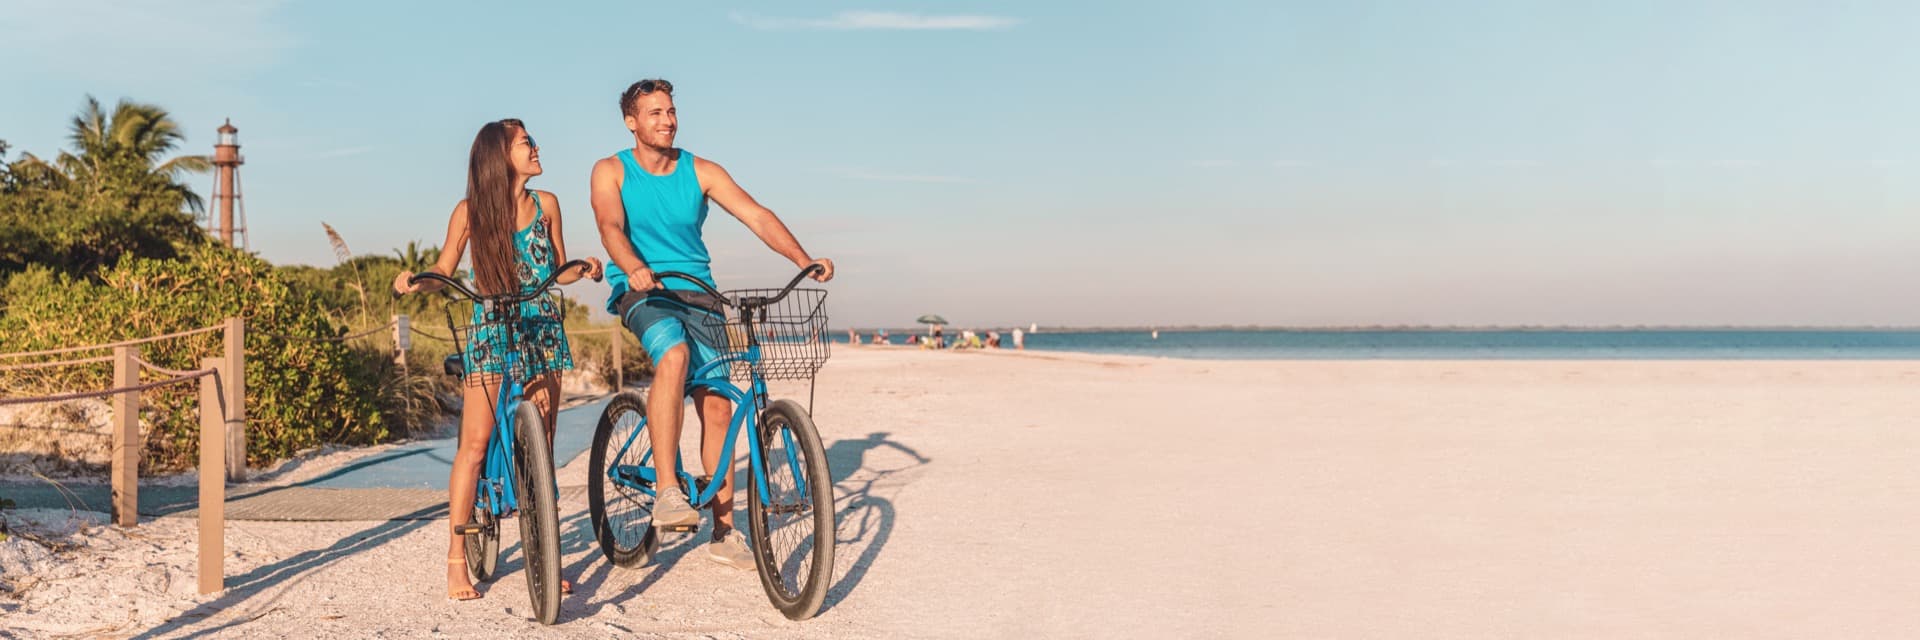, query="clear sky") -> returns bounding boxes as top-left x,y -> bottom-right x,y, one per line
4,1 -> 1917,328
